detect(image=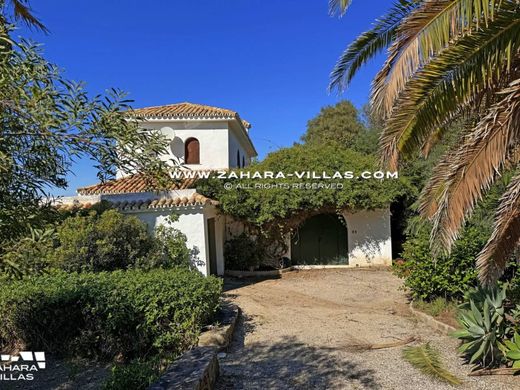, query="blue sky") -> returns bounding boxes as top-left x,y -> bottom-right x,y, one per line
21,0 -> 393,195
